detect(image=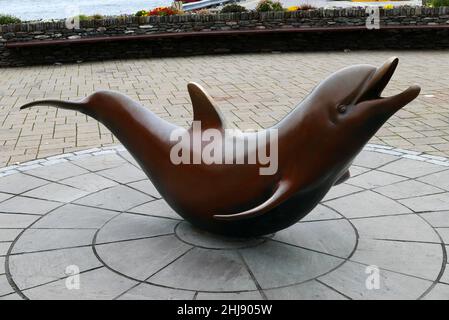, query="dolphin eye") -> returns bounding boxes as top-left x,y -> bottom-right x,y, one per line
337,105 -> 347,114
